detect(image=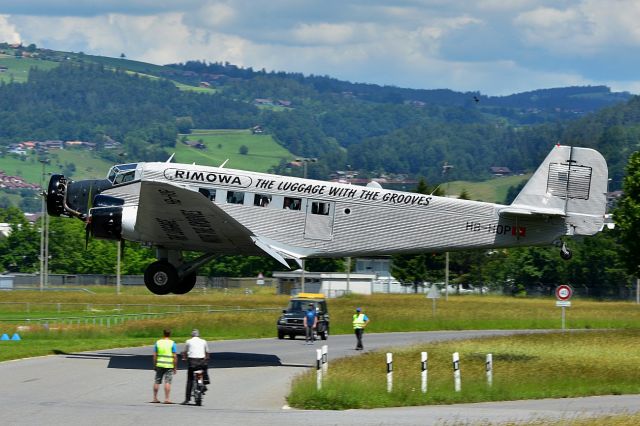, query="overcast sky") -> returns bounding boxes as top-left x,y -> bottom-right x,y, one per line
2,0 -> 640,96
